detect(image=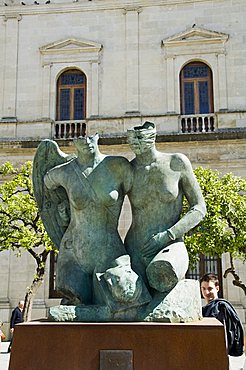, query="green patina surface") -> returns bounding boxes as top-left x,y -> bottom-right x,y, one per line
33,122 -> 206,322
